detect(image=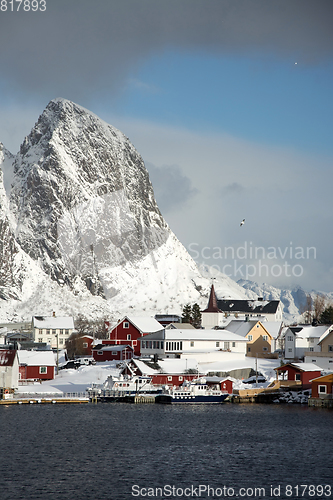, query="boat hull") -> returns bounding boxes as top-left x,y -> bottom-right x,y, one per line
155,394 -> 229,404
